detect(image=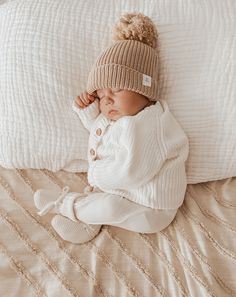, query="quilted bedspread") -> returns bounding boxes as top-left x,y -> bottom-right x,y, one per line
0,166 -> 236,297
